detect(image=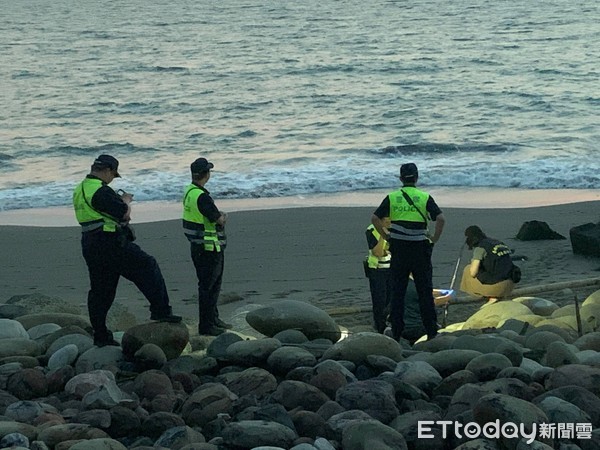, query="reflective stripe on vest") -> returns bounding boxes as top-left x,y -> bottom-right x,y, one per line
182,184 -> 226,252
366,225 -> 391,269
388,187 -> 430,241
73,178 -> 119,233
